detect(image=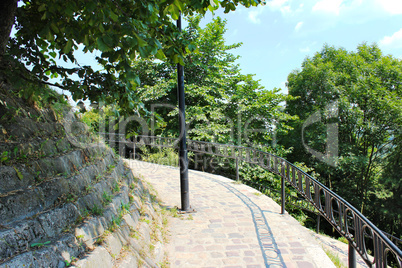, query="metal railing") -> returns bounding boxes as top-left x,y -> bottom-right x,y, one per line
102,133 -> 402,268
